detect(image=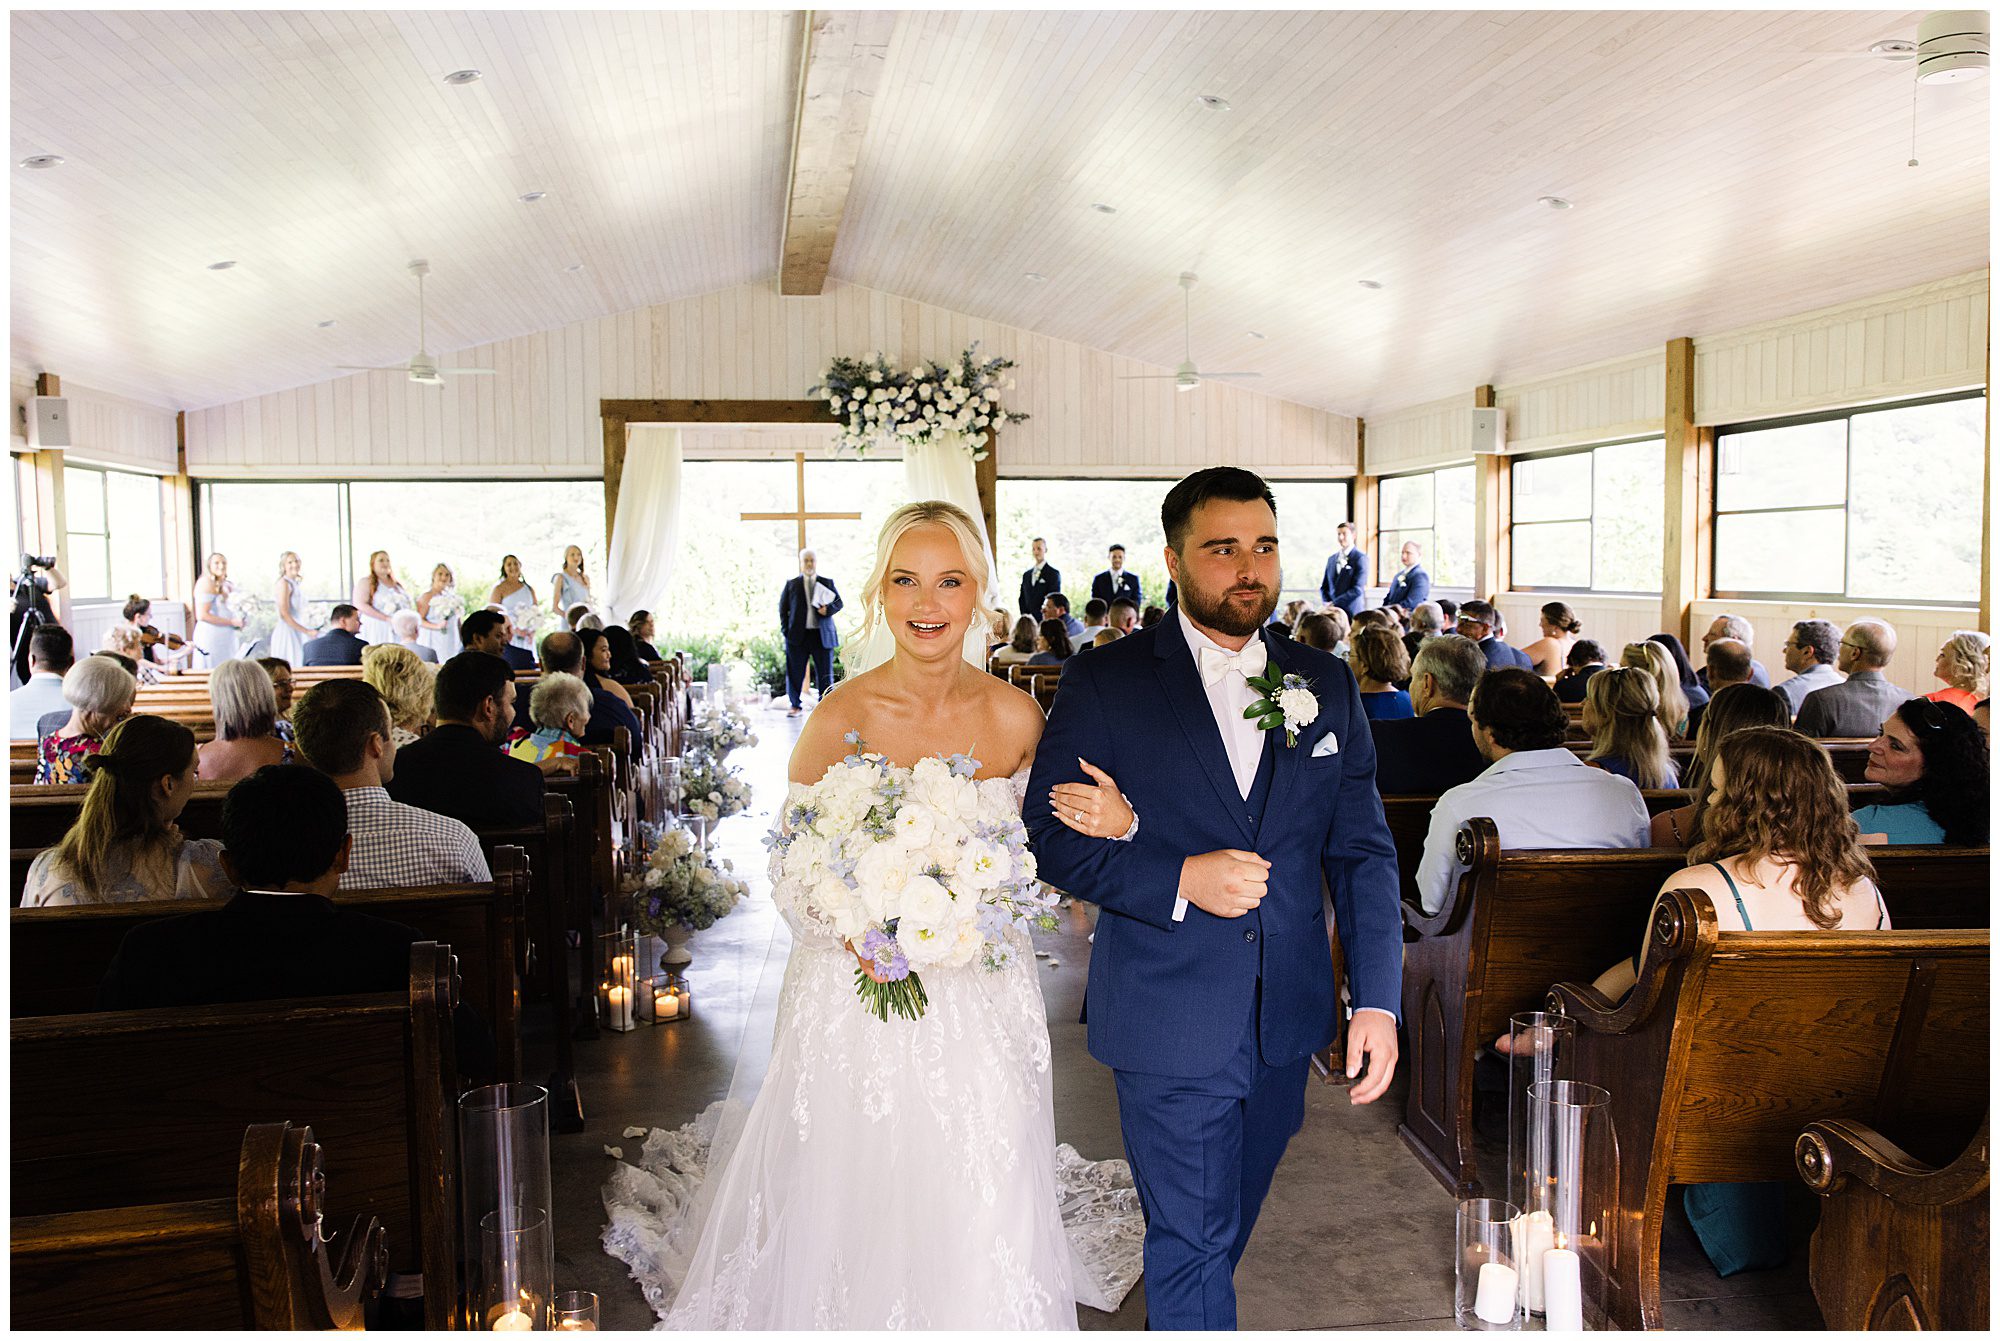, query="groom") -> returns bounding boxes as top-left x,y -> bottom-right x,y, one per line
1026,467 -> 1403,1329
